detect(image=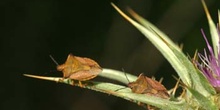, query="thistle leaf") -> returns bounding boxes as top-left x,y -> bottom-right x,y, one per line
127,9 -> 215,95
187,87 -> 218,110
24,71 -> 185,110
195,69 -> 216,95
202,0 -> 219,58
99,68 -> 137,84
170,46 -> 215,96
127,8 -> 181,51
111,3 -> 214,96
111,3 -> 192,88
